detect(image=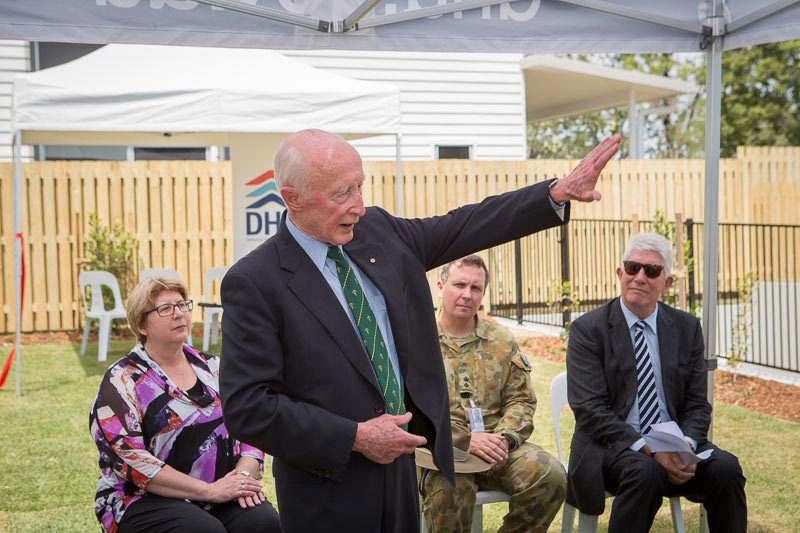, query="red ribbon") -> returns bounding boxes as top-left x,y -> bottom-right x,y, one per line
0,234 -> 25,388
